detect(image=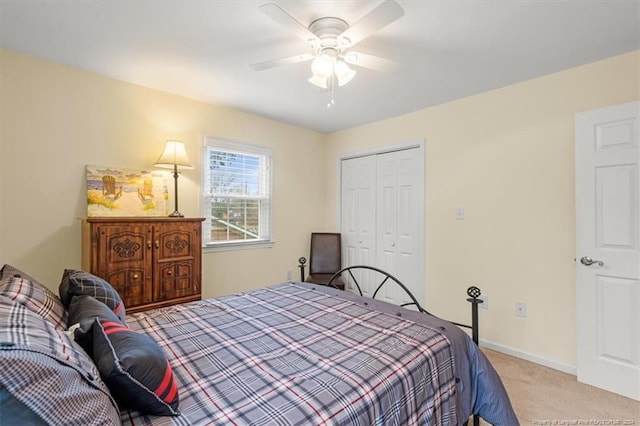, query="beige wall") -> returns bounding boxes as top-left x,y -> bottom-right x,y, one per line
0,48 -> 327,299
324,51 -> 640,368
2,47 -> 639,370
